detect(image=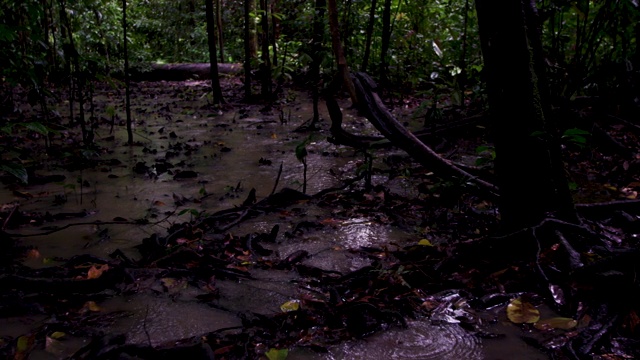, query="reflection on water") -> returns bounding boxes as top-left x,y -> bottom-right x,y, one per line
326,321 -> 481,360
101,293 -> 240,347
